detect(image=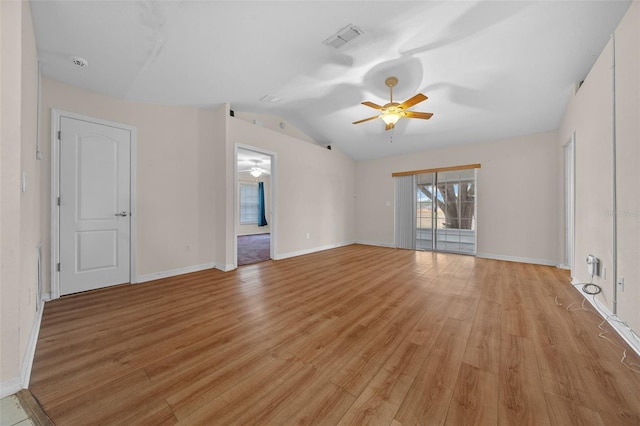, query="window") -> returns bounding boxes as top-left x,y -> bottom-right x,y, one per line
240,184 -> 259,224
